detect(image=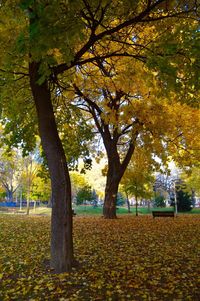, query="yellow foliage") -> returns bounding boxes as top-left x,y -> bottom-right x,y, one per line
0,215 -> 200,300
